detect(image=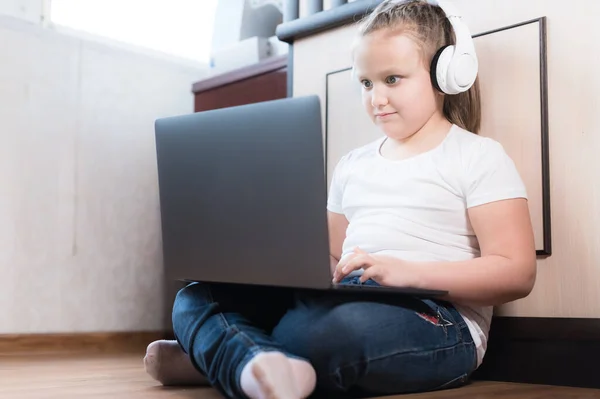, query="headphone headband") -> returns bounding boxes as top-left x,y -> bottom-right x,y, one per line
431,0 -> 475,56
426,0 -> 479,94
